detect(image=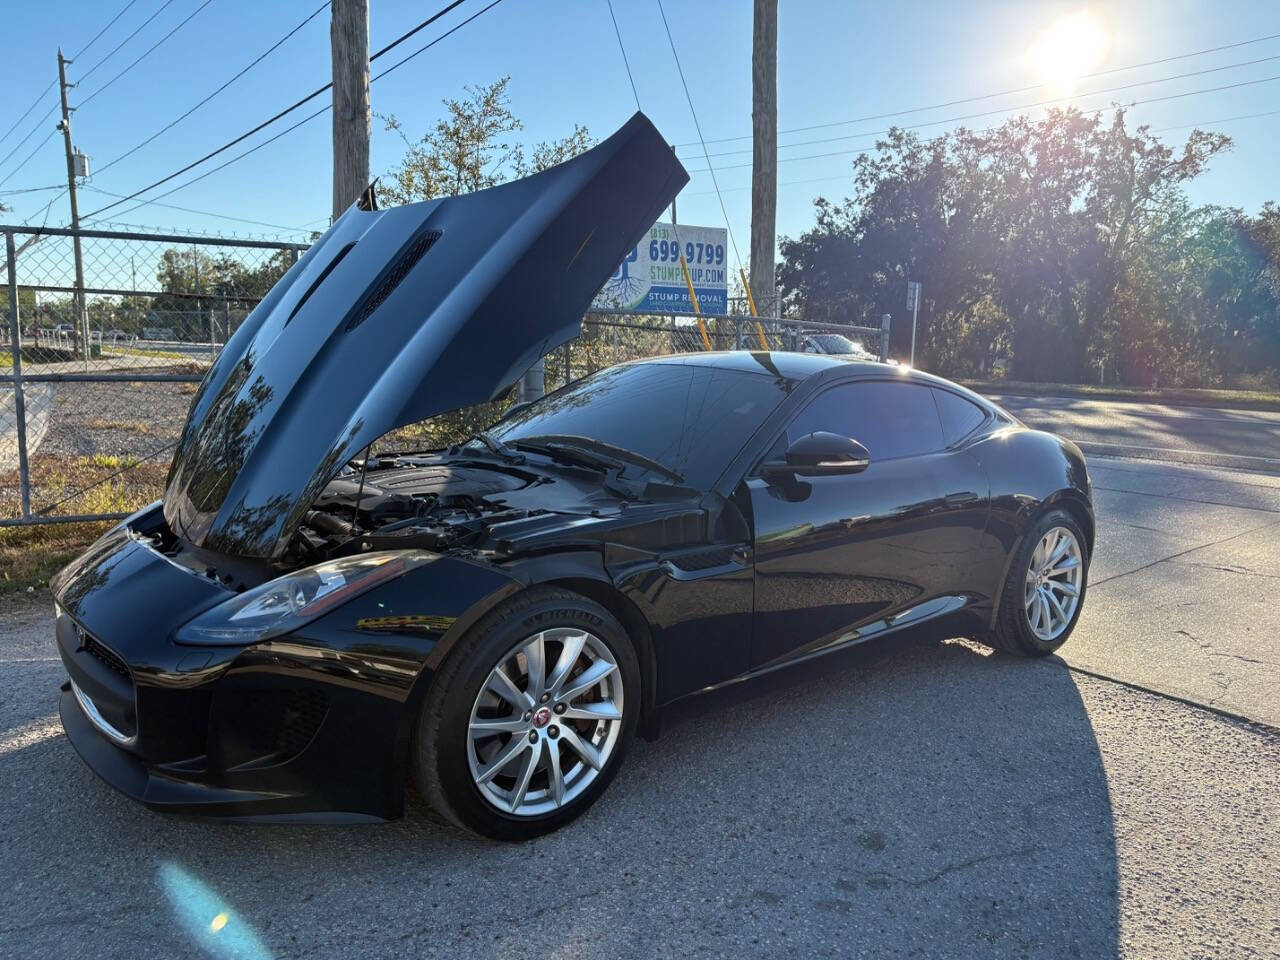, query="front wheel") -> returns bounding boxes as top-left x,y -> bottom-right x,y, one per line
412,587 -> 639,840
990,508 -> 1089,656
